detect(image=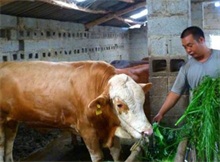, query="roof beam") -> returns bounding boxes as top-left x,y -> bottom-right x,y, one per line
84,1 -> 146,29
114,15 -> 143,25
118,0 -> 135,3
0,0 -> 17,7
